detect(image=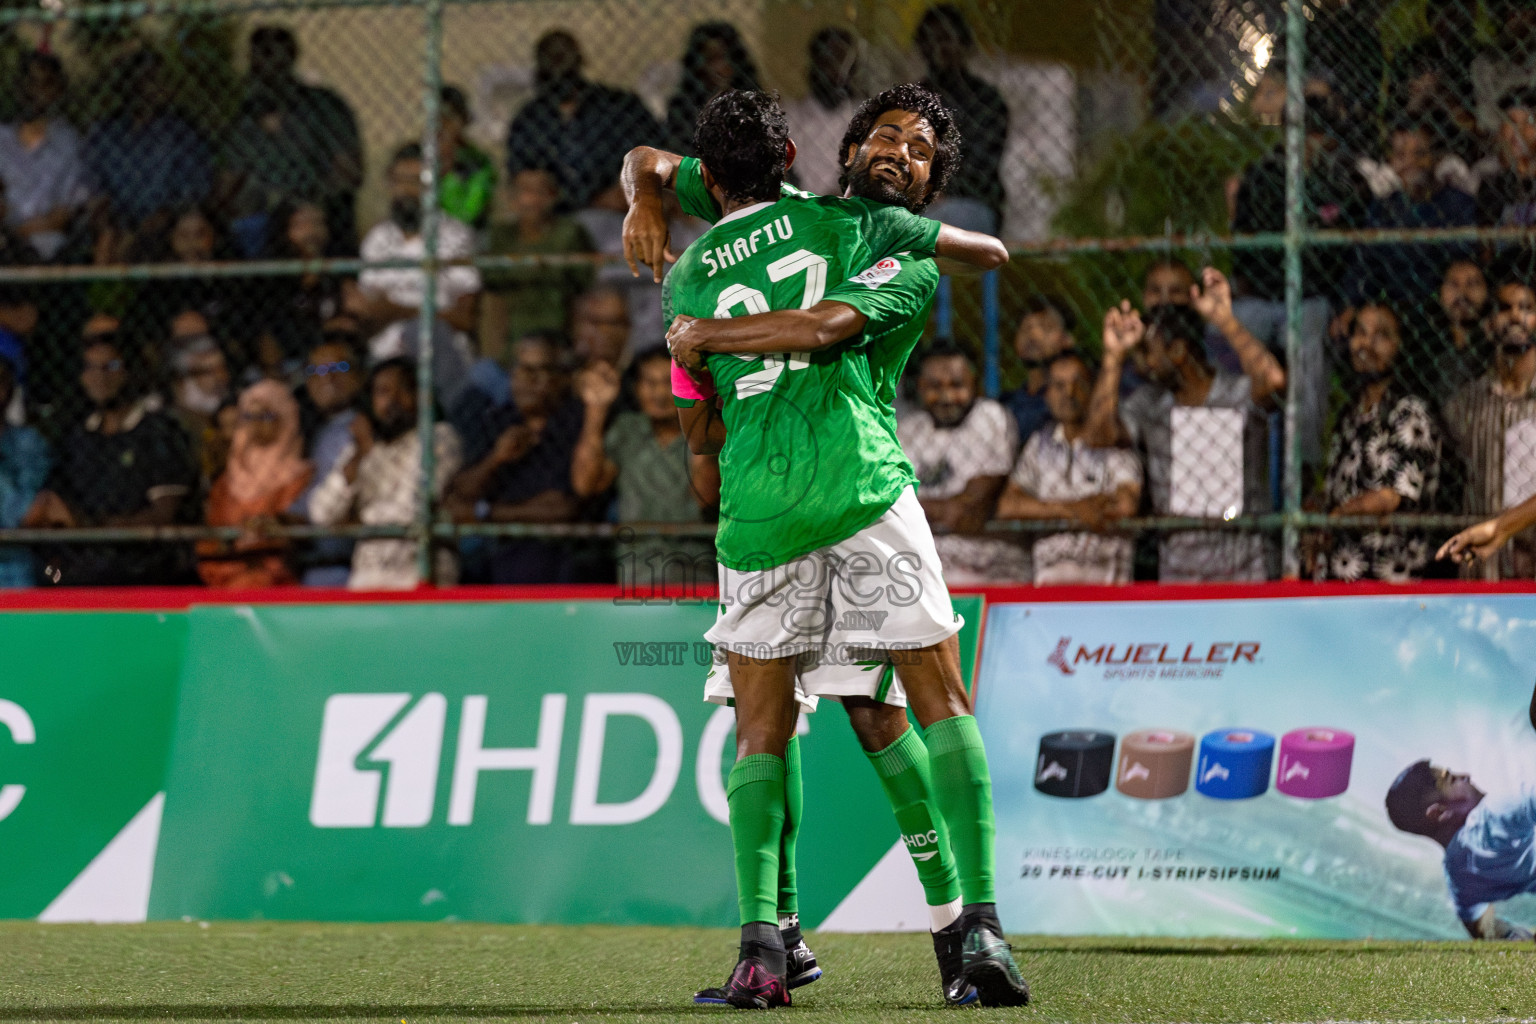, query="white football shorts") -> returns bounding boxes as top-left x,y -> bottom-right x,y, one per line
703,486 -> 962,712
